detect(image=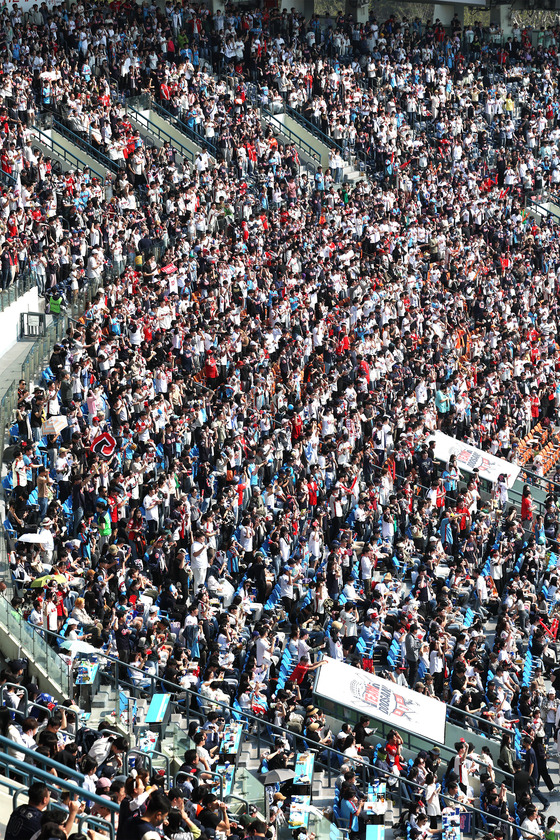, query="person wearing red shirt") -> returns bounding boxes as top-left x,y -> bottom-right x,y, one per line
385,730 -> 404,773
336,332 -> 350,355
288,656 -> 325,687
530,391 -> 540,425
521,486 -> 534,531
454,500 -> 471,538
307,478 -> 318,512
204,353 -> 218,386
